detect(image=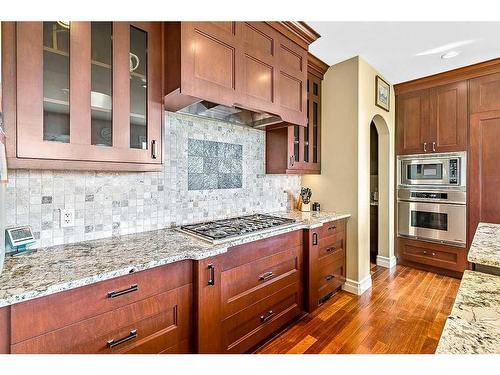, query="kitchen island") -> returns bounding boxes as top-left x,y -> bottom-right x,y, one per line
468,222 -> 500,275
